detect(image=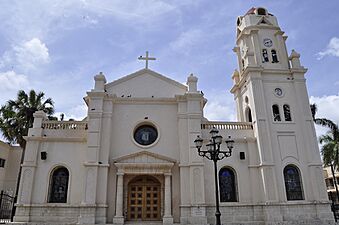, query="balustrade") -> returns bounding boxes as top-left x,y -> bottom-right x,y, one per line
201,122 -> 252,130
41,121 -> 88,130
